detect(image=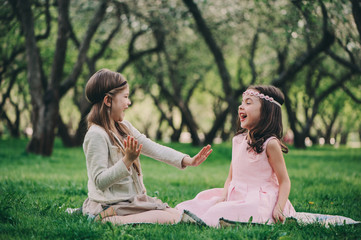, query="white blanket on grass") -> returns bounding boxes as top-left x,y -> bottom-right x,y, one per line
65,207 -> 359,227
291,212 -> 359,227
